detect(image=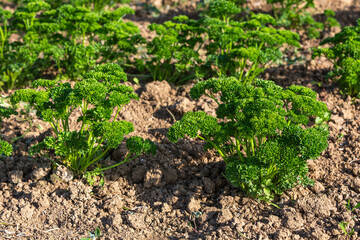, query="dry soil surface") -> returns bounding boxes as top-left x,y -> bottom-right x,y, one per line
1,0 -> 360,239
